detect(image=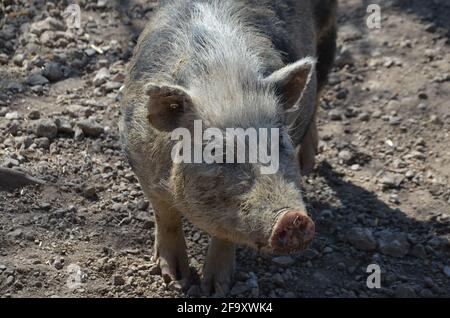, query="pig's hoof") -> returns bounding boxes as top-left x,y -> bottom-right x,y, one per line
201,238 -> 235,297
299,149 -> 316,175
201,265 -> 234,297
270,211 -> 315,254
153,243 -> 191,284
